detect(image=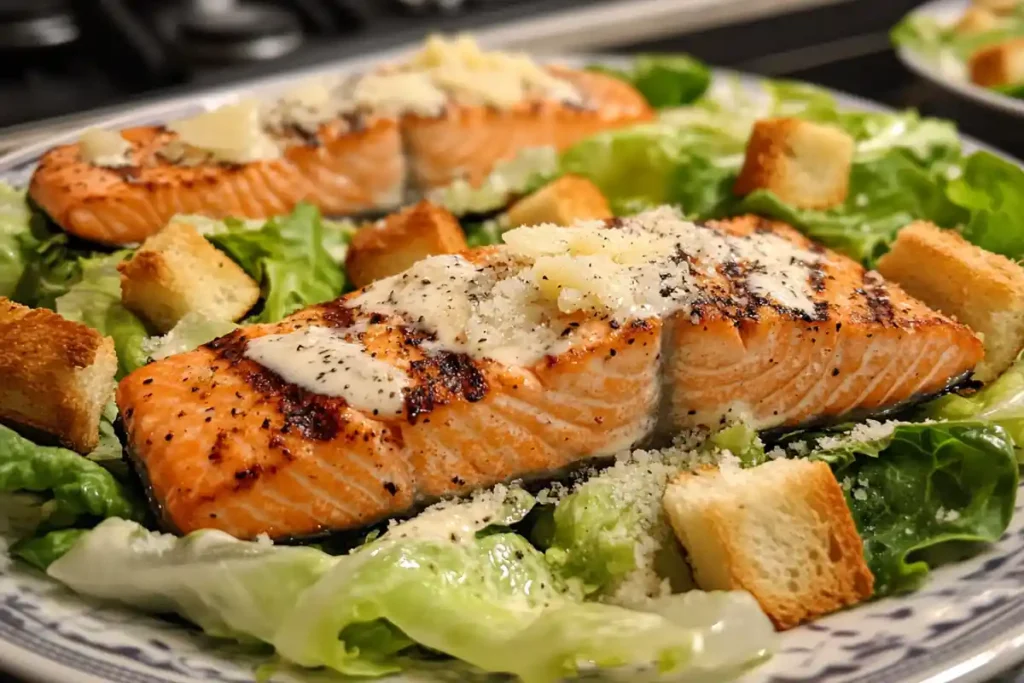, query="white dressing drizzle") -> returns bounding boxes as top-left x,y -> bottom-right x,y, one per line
244,326 -> 411,416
